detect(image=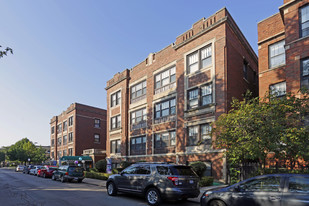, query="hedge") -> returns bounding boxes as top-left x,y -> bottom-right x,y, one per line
199,176 -> 214,187
84,171 -> 112,180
